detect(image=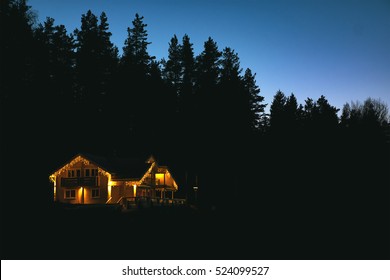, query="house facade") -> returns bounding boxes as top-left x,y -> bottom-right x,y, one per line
49,153 -> 179,206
